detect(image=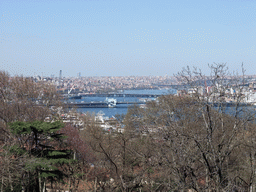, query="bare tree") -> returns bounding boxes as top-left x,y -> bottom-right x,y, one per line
114,63 -> 256,192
